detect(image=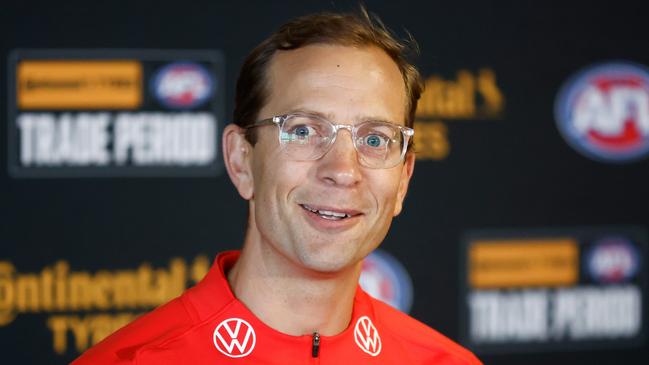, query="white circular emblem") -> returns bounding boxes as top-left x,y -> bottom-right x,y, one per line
213,318 -> 256,358
354,316 -> 382,356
